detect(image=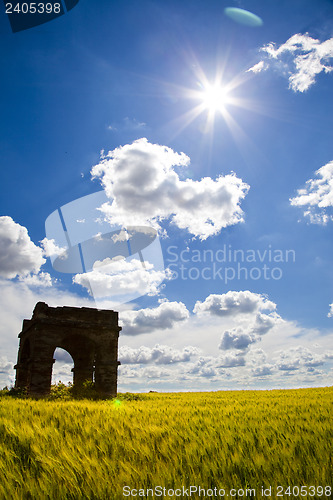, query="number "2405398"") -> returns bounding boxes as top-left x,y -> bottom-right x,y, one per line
5,3 -> 62,14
